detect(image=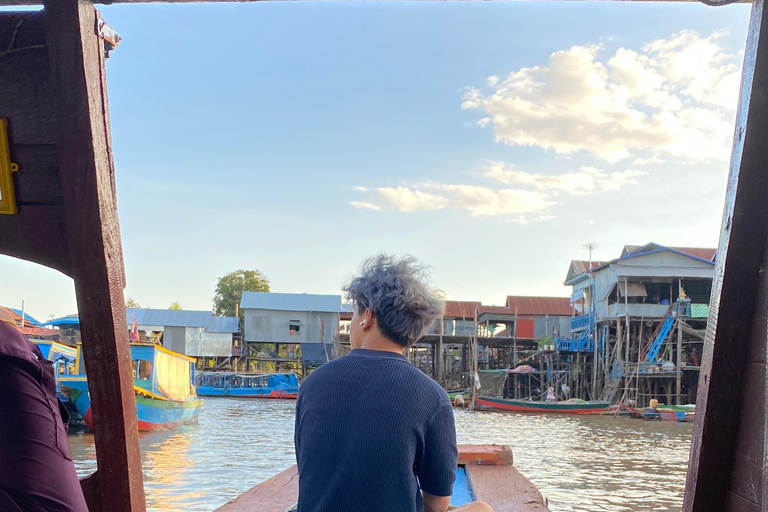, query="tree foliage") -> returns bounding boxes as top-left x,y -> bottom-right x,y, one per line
125,297 -> 141,308
169,302 -> 182,310
213,270 -> 270,318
